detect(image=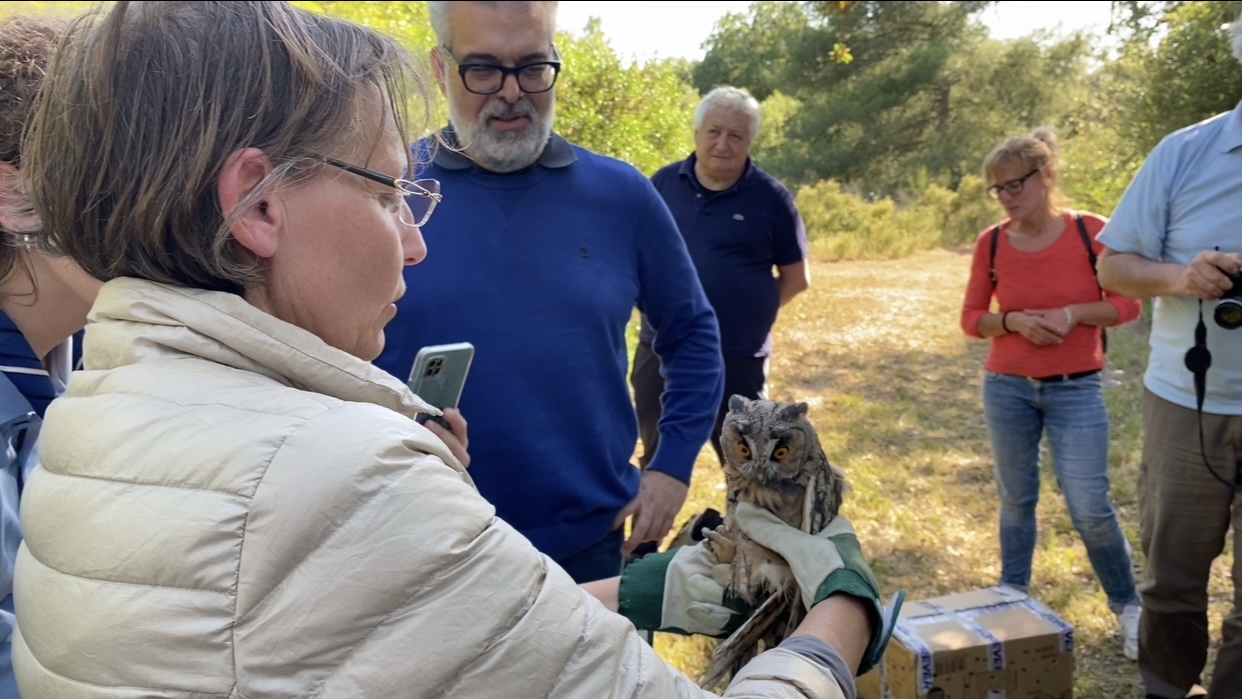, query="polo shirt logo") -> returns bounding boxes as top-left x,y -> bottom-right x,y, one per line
732,213 -> 745,221
578,247 -> 591,259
